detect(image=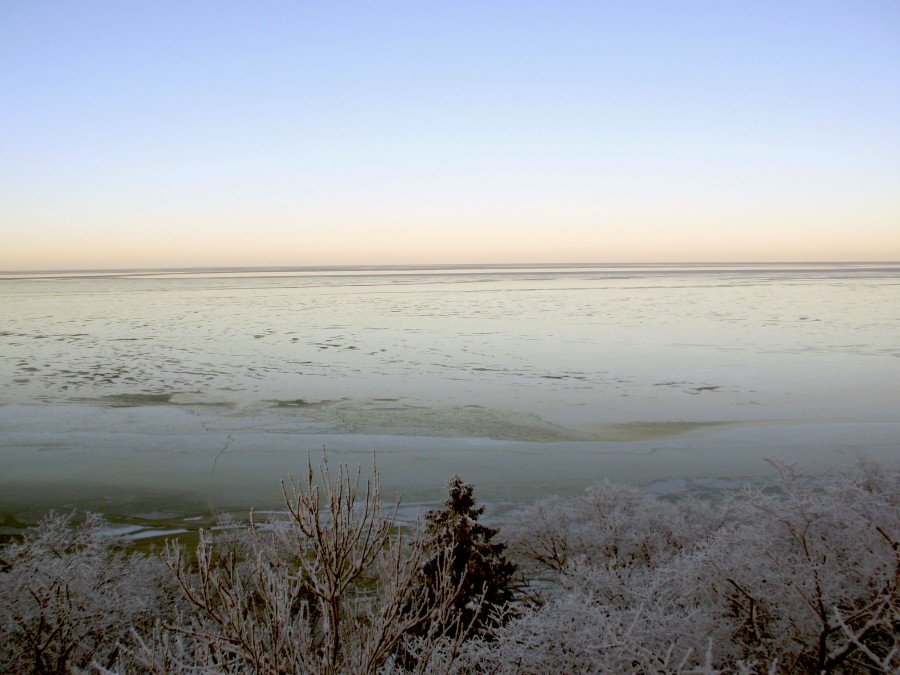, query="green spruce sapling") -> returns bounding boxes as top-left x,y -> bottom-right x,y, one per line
419,476 -> 517,635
